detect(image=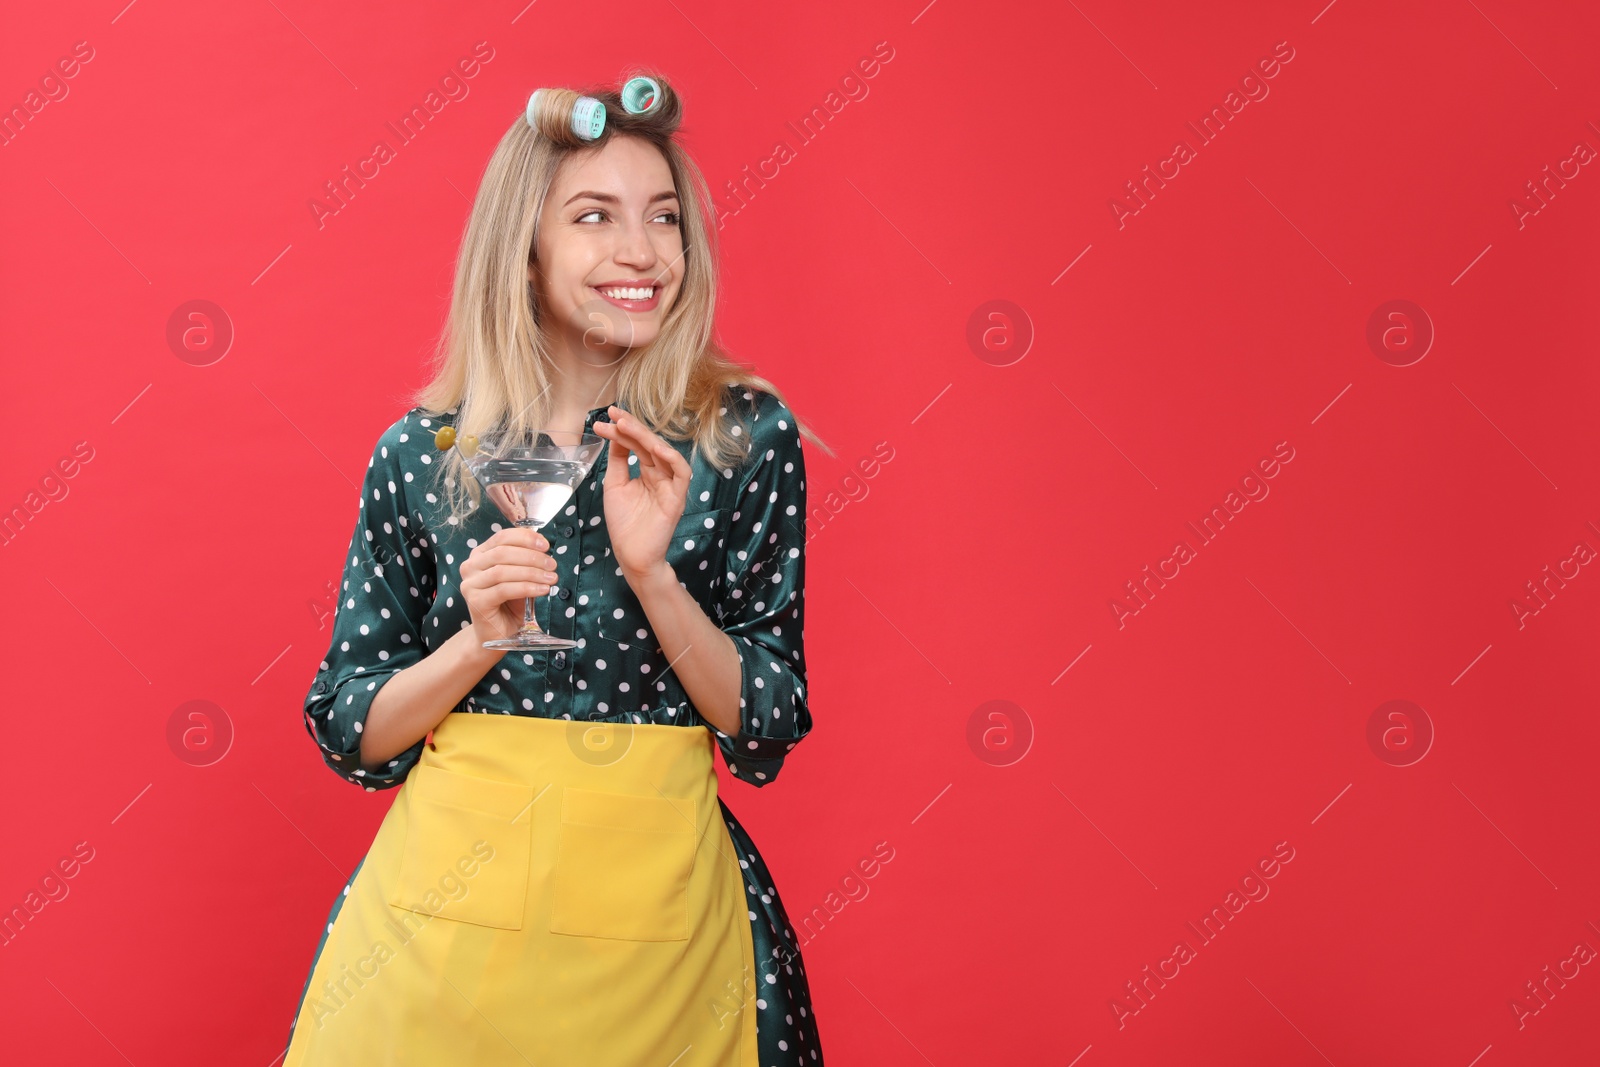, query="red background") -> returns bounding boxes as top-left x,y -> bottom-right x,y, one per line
4,0 -> 1599,1063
